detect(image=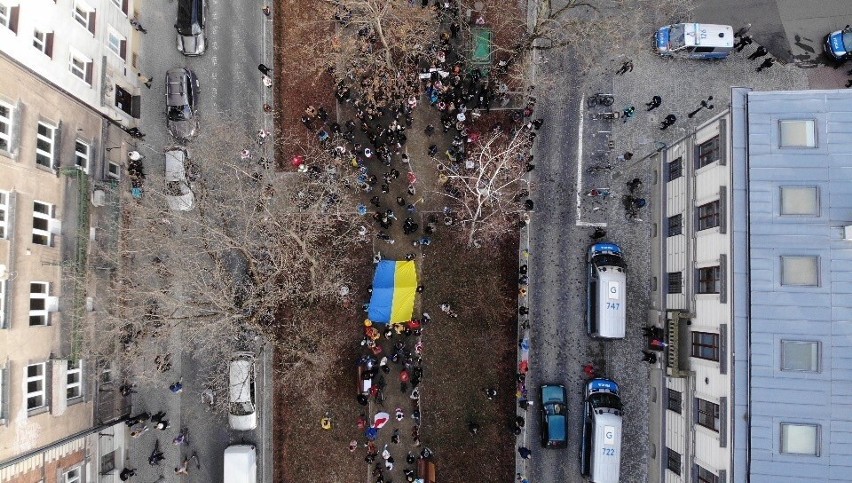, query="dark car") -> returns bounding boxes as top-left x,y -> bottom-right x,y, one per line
175,0 -> 206,56
165,67 -> 200,140
540,384 -> 567,448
